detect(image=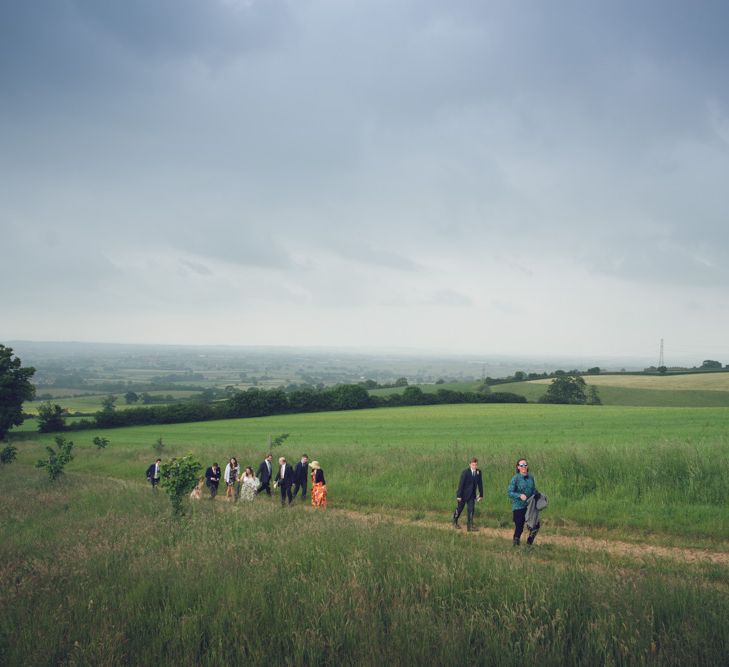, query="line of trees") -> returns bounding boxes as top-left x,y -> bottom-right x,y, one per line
39,384 -> 526,432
